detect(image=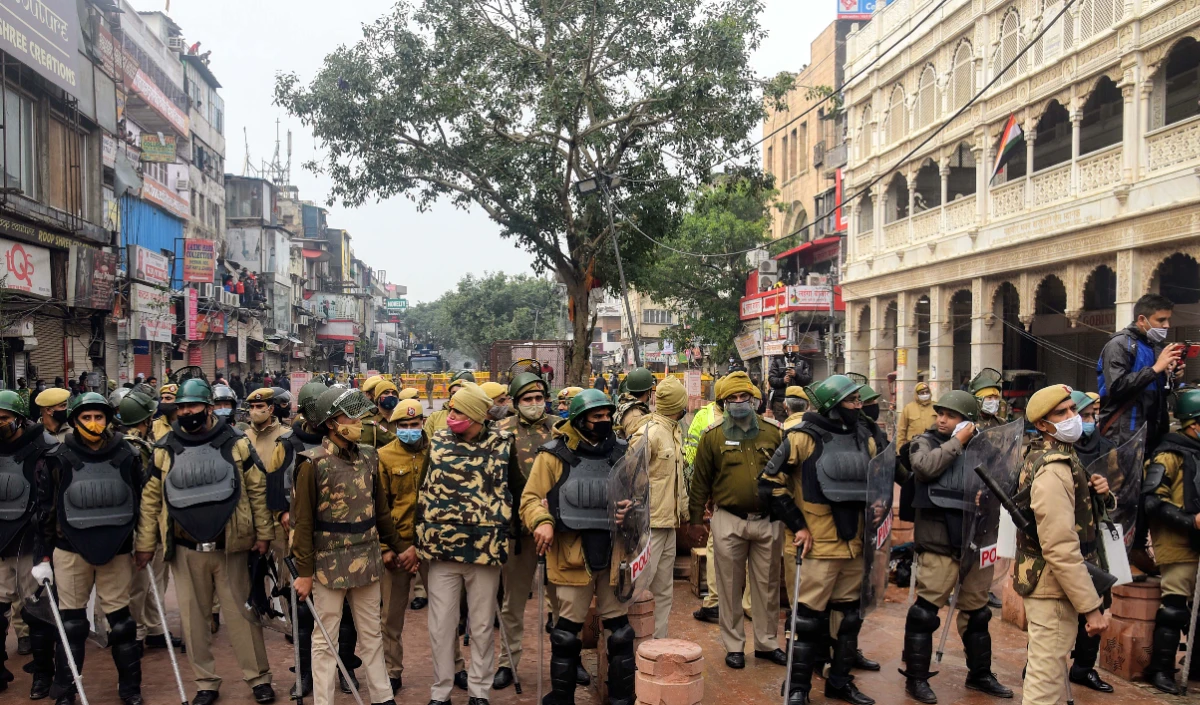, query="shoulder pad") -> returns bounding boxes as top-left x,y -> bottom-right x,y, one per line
278,428 -> 294,440
299,446 -> 329,462
1143,462 -> 1167,494
539,438 -> 578,467
1042,451 -> 1073,465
